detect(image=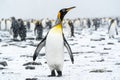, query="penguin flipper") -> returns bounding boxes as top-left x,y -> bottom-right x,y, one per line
63,35 -> 74,64
33,36 -> 46,61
